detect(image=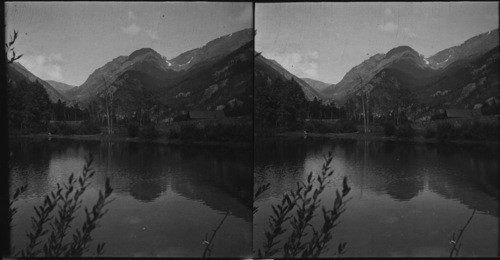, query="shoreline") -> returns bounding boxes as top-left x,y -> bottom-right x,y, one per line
9,133 -> 252,149
264,131 -> 500,146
